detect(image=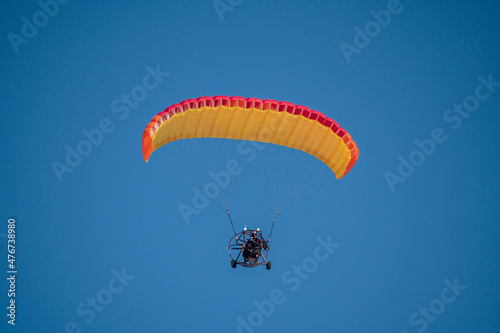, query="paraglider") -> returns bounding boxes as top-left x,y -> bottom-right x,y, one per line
226,210 -> 274,270
229,228 -> 271,269
142,96 -> 359,269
